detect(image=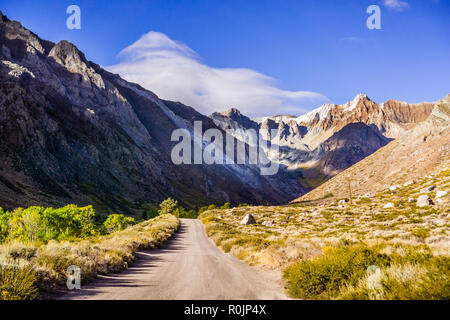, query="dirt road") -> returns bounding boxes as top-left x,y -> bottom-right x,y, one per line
63,219 -> 288,300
